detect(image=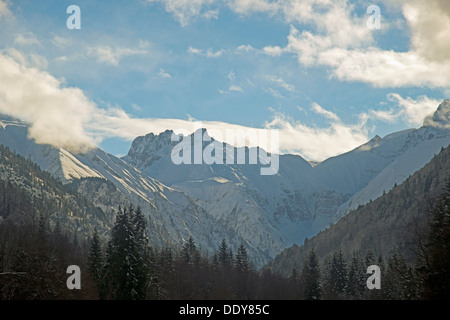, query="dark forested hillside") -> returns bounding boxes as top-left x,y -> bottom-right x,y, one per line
0,144 -> 113,299
0,144 -> 299,300
265,145 -> 450,278
0,144 -> 113,236
2,143 -> 450,300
